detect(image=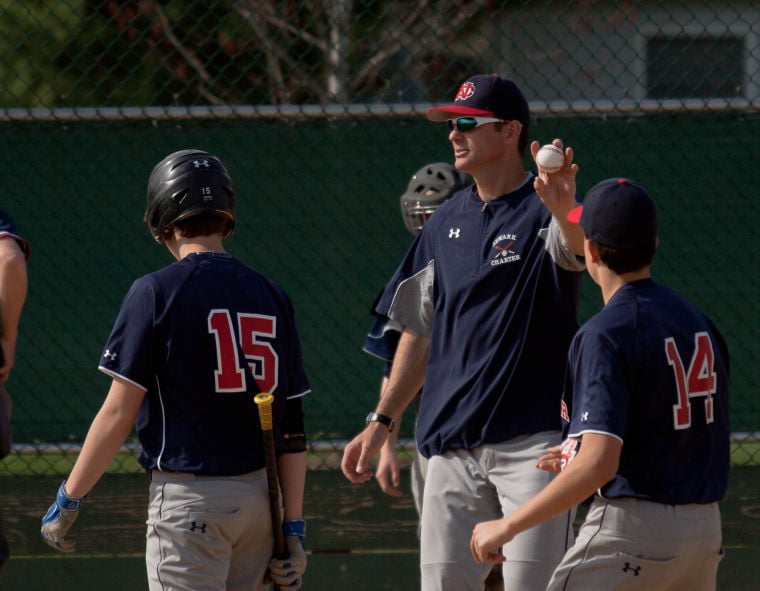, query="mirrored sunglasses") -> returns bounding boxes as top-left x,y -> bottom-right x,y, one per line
447,116 -> 504,132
